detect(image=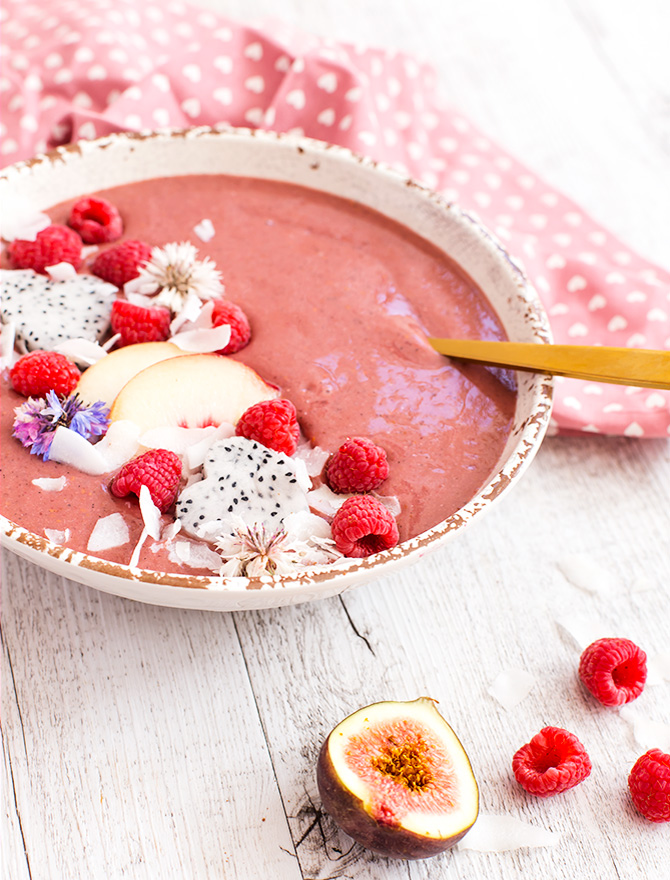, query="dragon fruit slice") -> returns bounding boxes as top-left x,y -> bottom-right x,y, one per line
176,436 -> 311,540
0,269 -> 117,351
